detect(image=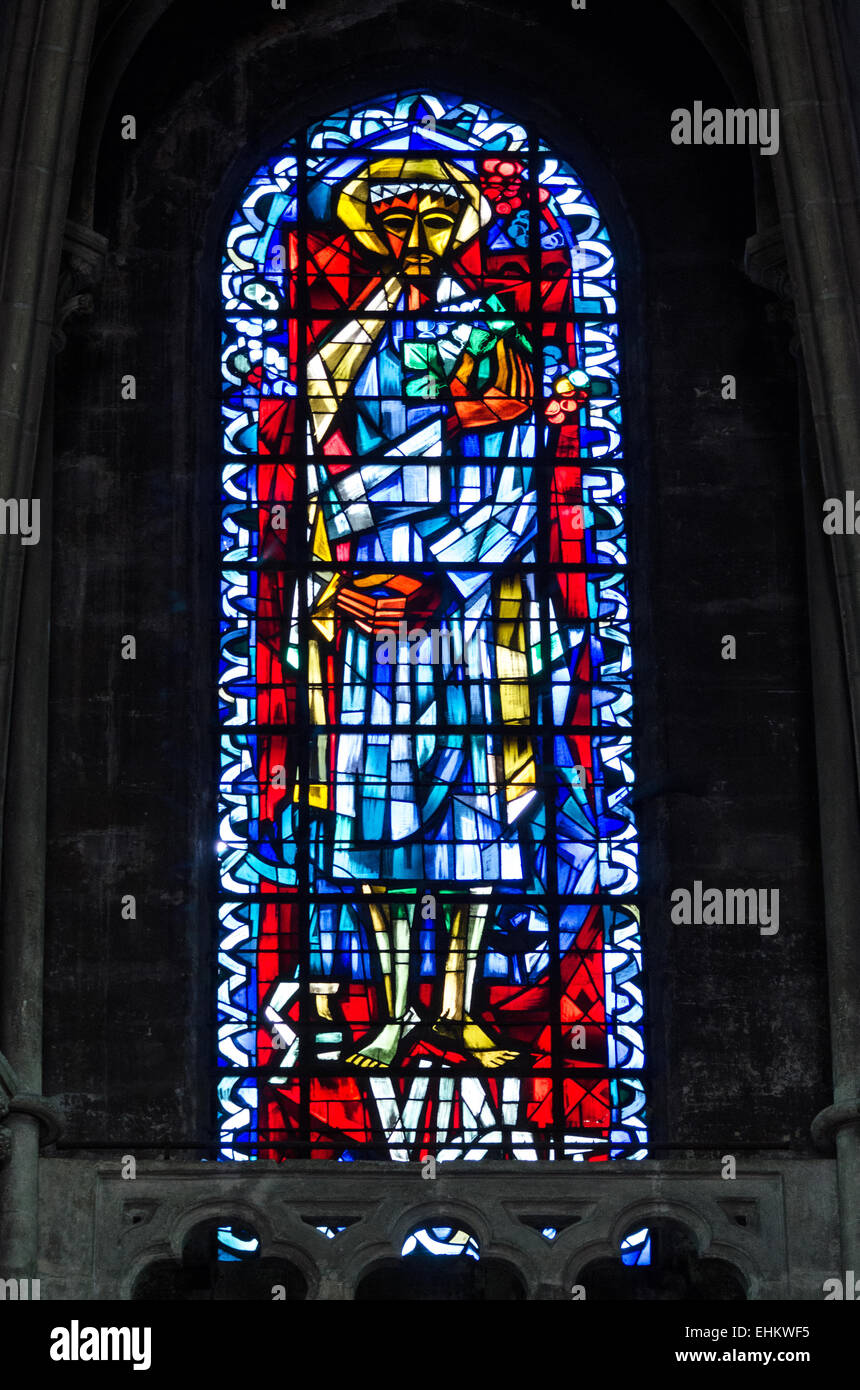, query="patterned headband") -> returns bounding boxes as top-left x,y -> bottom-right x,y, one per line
369,181 -> 462,205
